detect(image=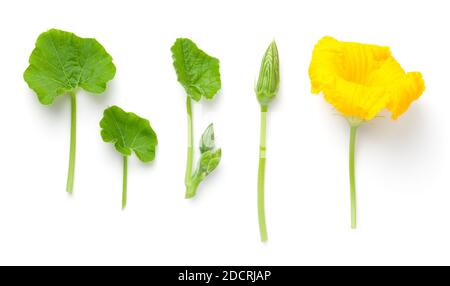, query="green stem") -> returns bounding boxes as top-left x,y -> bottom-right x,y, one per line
258,105 -> 268,242
185,96 -> 194,196
66,91 -> 76,194
186,175 -> 201,199
349,125 -> 358,229
122,156 -> 128,209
